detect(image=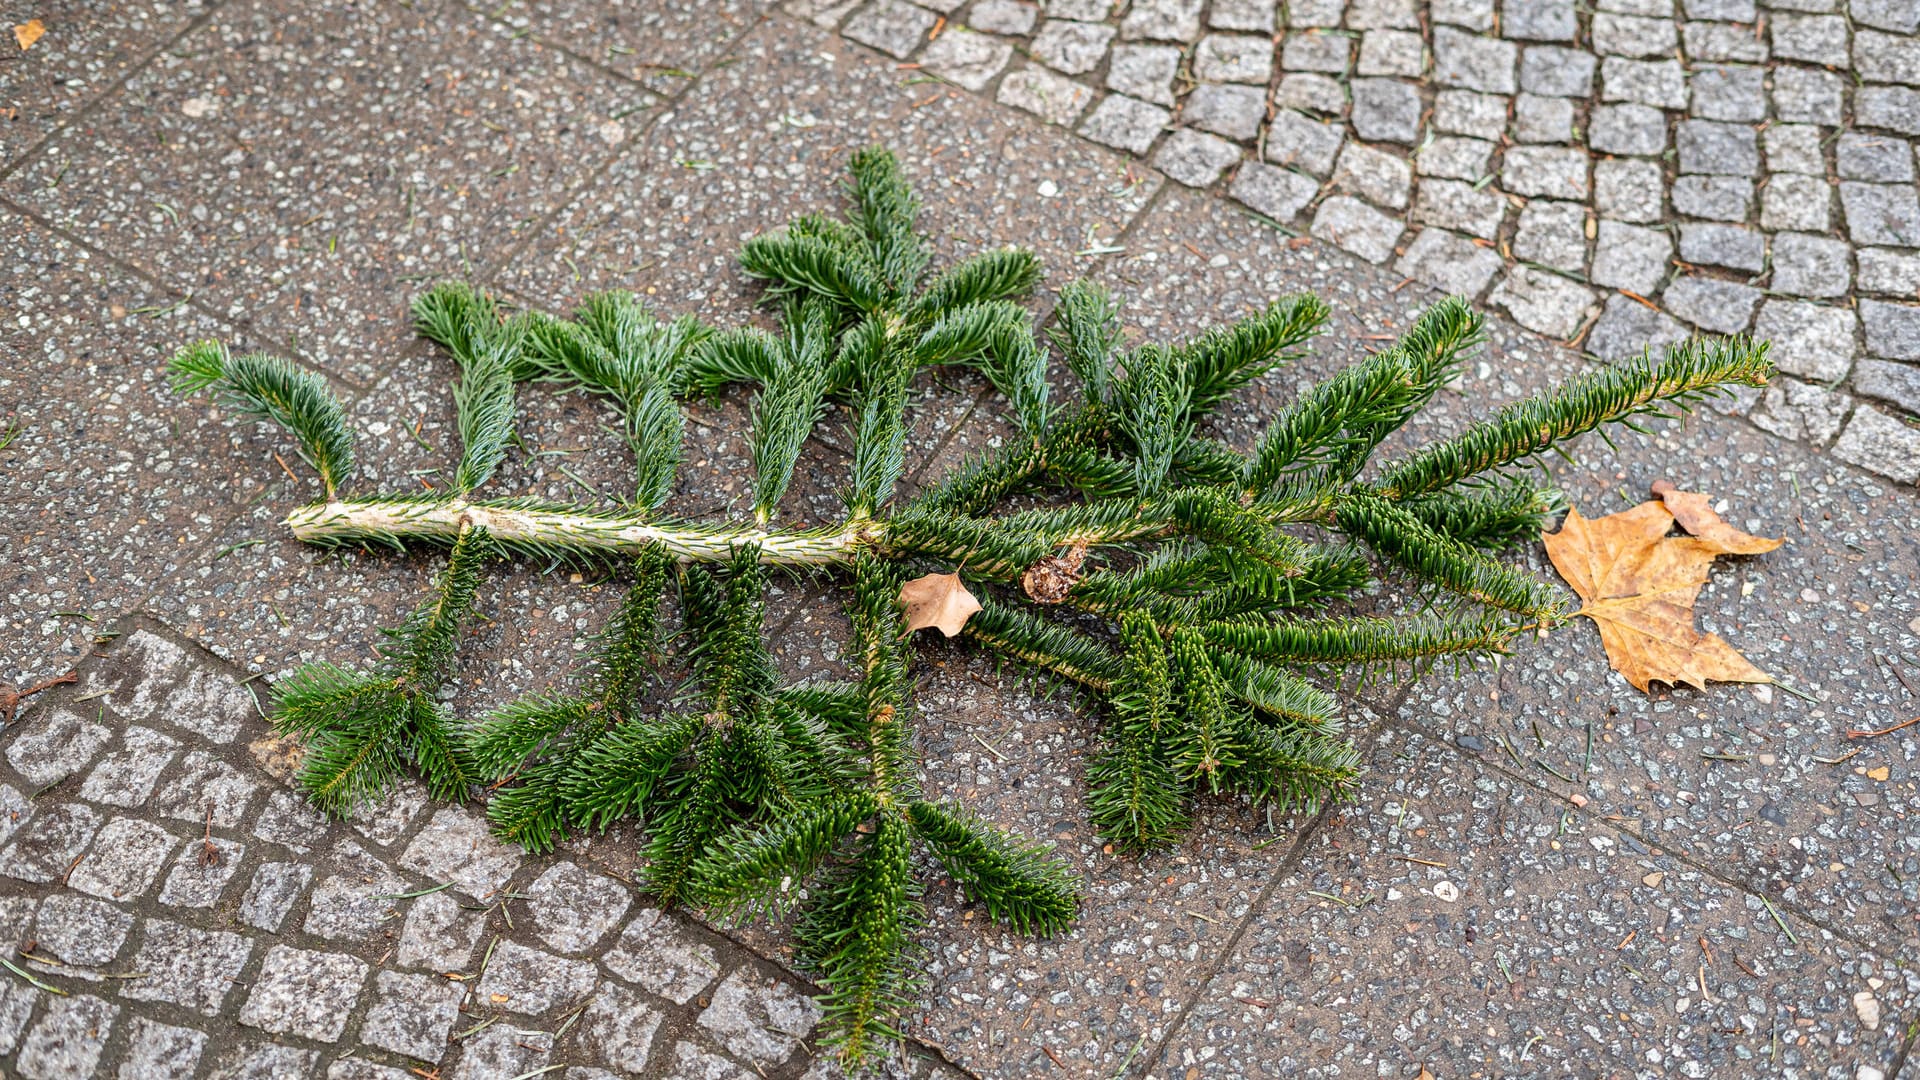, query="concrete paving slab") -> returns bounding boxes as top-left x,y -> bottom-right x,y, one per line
3,0 -> 653,384
1149,726 -> 1916,1078
493,15 -> 1160,326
